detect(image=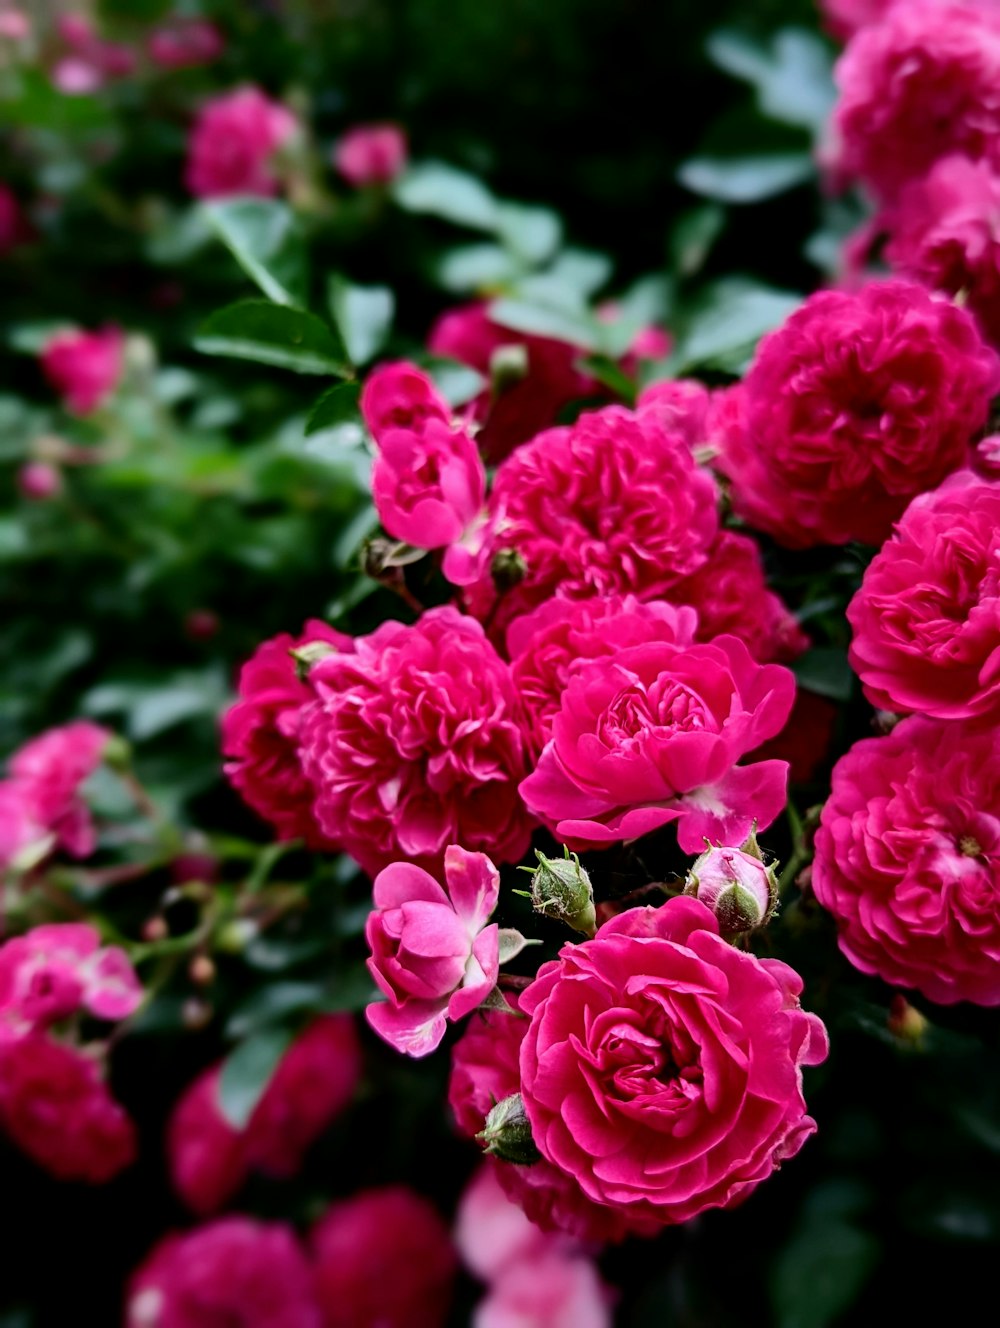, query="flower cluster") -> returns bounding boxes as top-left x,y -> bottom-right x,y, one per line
0,923 -> 142,1182
185,86 -> 298,199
